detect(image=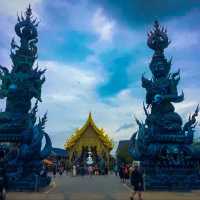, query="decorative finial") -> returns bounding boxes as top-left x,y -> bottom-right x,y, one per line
147,21 -> 172,78
11,5 -> 39,66
88,112 -> 92,119
147,20 -> 170,53
25,4 -> 32,19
